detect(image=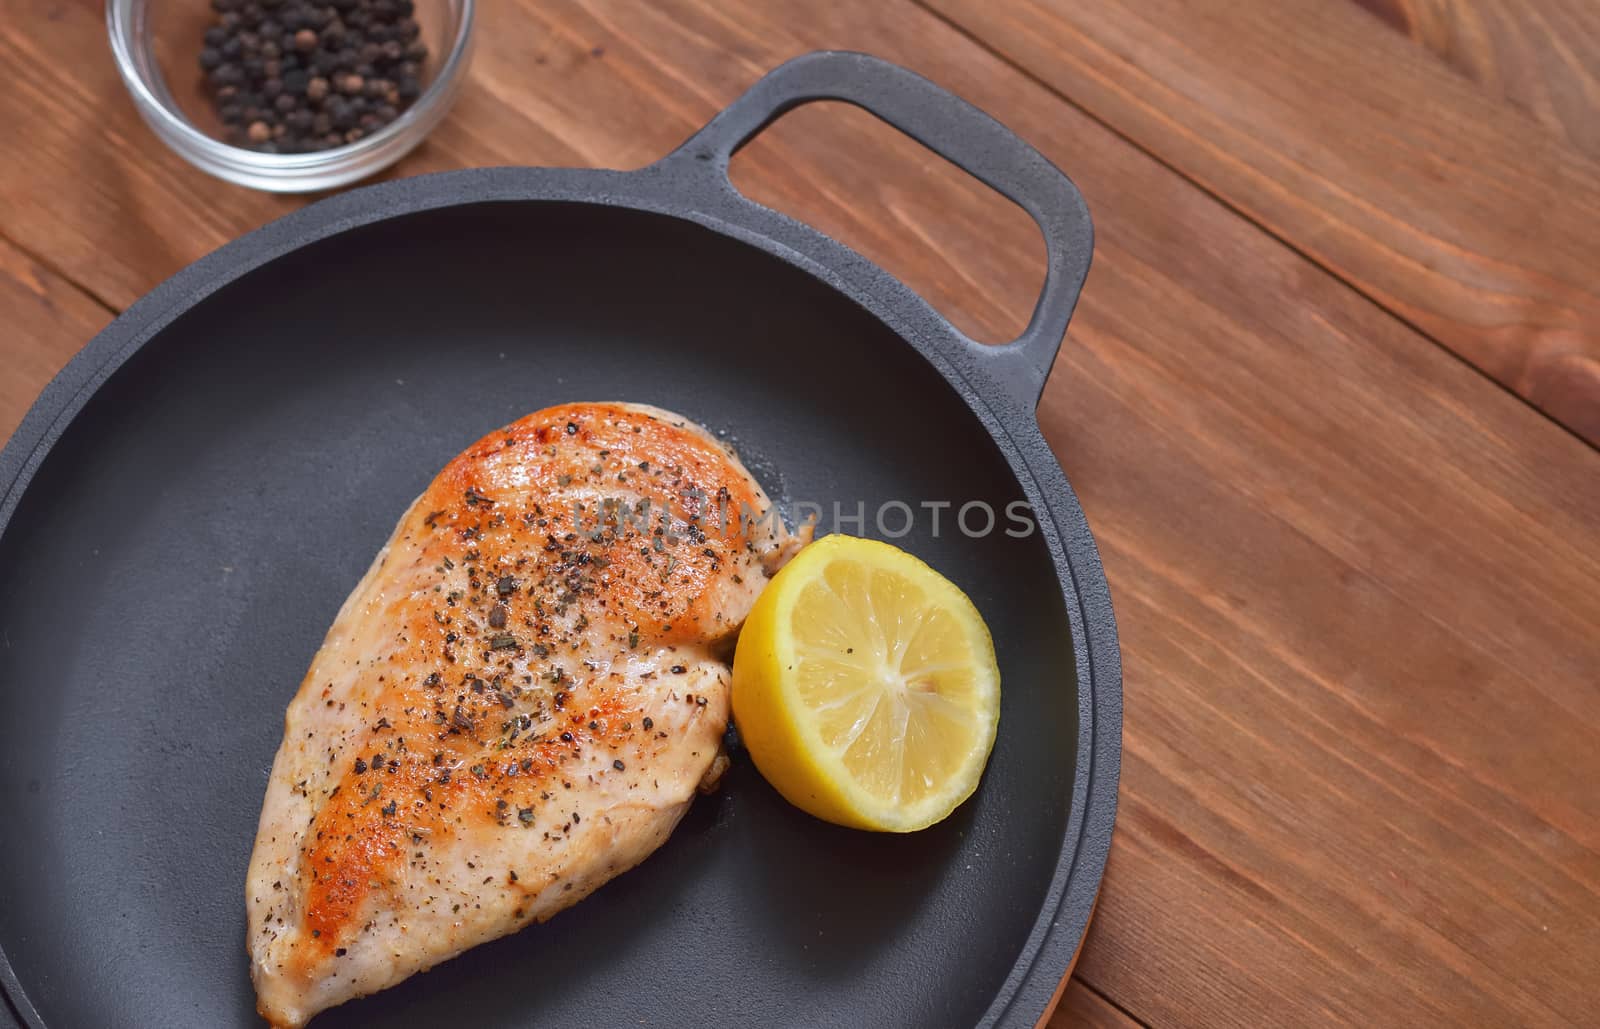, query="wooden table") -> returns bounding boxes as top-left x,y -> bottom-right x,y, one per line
4,1 -> 1598,1025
